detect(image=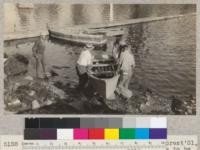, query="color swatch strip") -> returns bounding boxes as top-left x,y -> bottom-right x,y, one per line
24,128 -> 167,140
25,117 -> 166,128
